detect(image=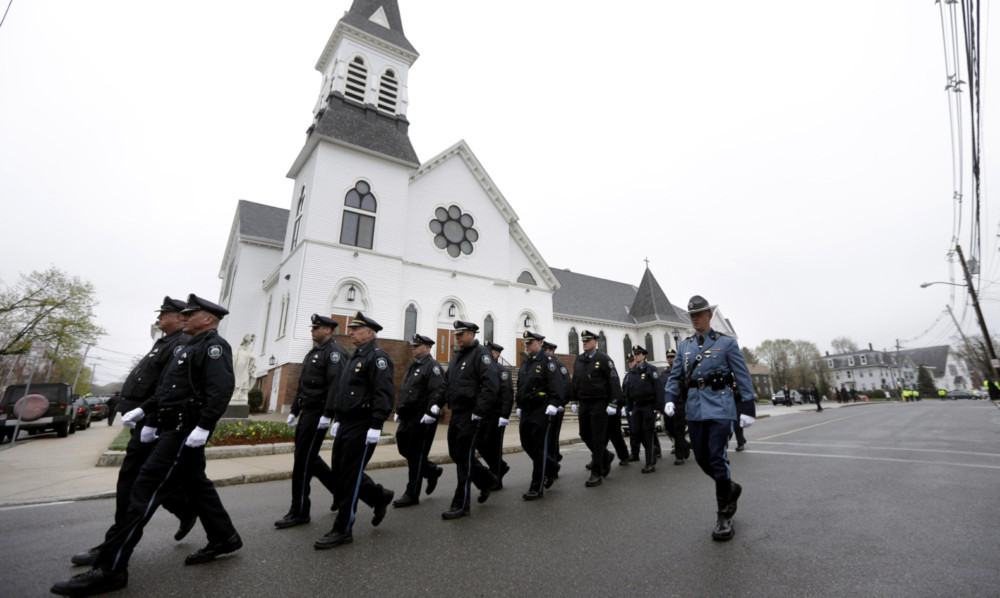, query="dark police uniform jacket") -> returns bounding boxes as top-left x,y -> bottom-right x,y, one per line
572,350 -> 622,406
664,329 -> 755,421
494,361 -> 515,419
138,329 -> 234,431
397,354 -> 445,420
286,338 -> 347,417
332,339 -> 395,431
516,350 -> 565,410
429,339 -> 498,417
623,361 -> 665,410
119,328 -> 191,412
